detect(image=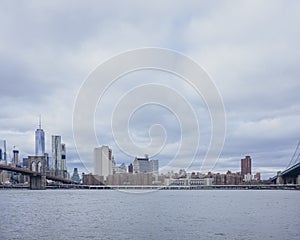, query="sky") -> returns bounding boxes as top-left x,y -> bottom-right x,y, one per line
0,0 -> 299,179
